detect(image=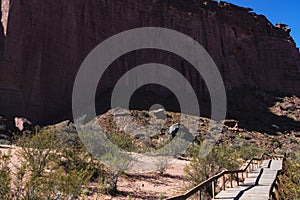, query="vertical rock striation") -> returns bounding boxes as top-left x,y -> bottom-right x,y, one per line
0,0 -> 299,123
